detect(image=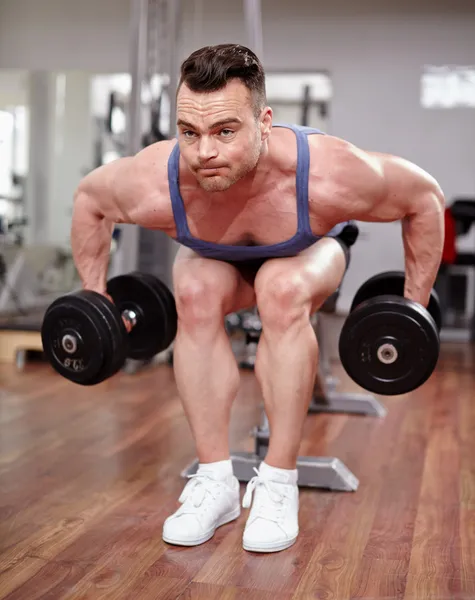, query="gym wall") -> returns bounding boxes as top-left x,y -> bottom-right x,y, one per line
0,0 -> 473,311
